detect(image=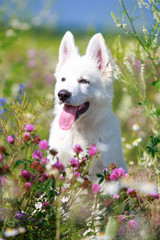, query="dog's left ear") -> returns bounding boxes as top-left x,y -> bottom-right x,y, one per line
86,33 -> 113,72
